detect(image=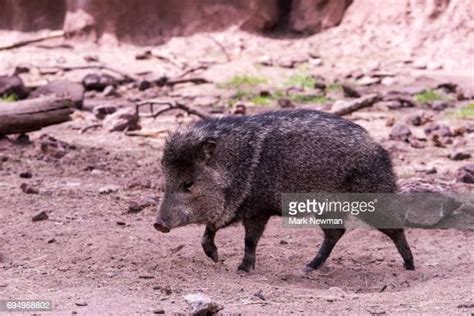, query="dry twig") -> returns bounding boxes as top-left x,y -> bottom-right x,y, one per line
36,65 -> 137,83
155,76 -> 211,87
0,31 -> 66,51
206,35 -> 232,62
136,99 -> 211,120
